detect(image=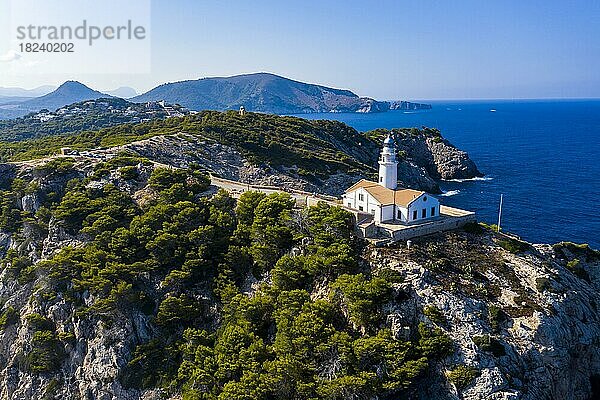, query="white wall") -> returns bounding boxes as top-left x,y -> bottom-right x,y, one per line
381,205 -> 395,222
396,206 -> 408,222
380,205 -> 409,222
407,194 -> 440,222
343,189 -> 382,221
